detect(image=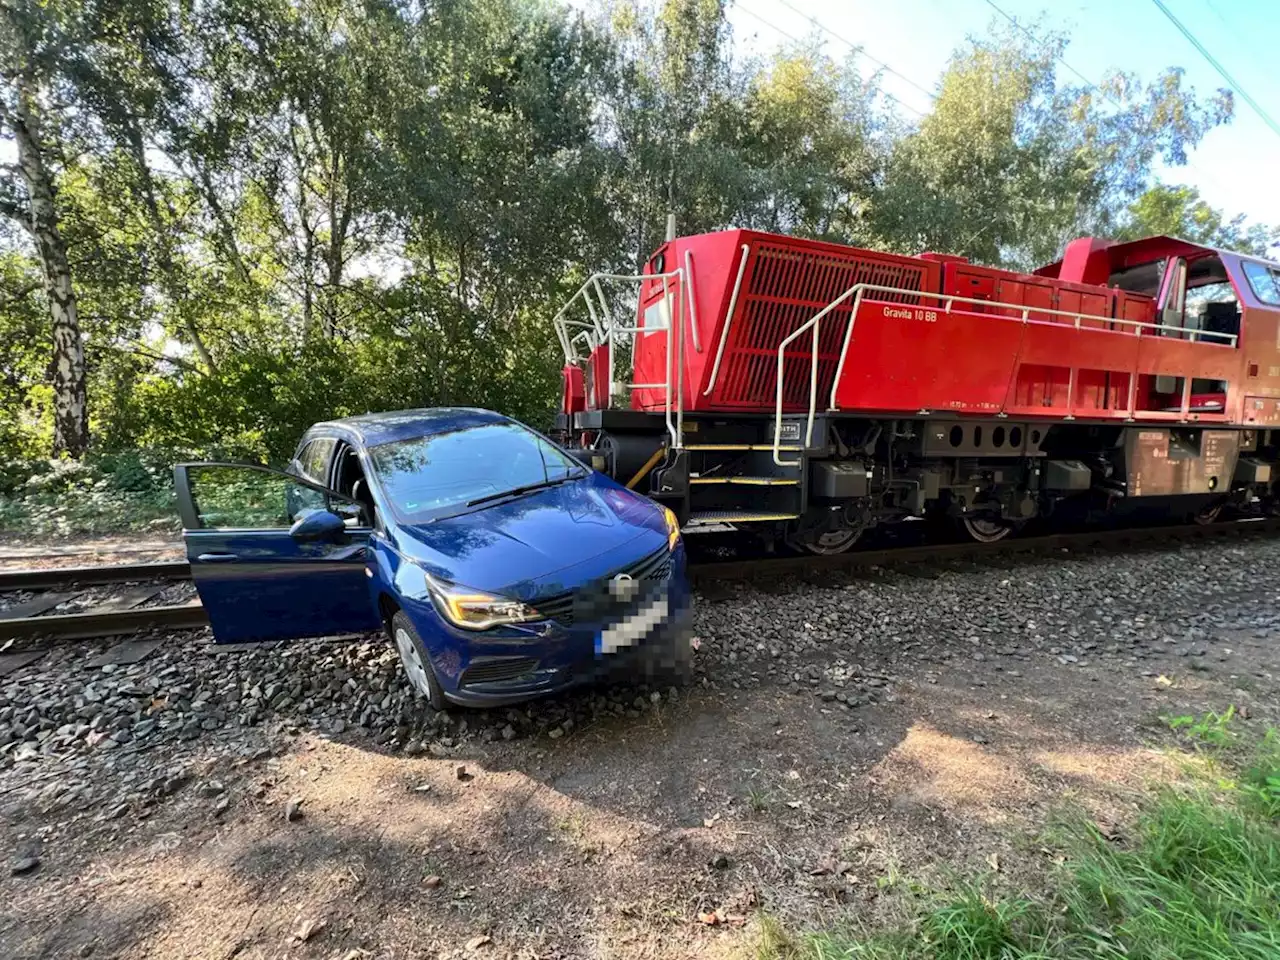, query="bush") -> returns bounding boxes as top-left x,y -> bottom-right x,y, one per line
0,449 -> 181,537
